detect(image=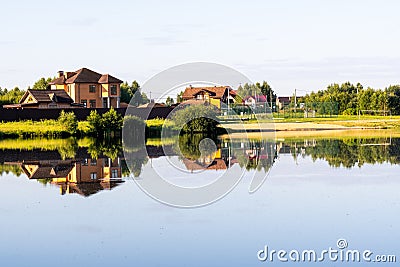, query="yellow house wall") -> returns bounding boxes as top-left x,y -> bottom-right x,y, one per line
210,98 -> 221,109
101,84 -> 109,97
101,83 -> 120,98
